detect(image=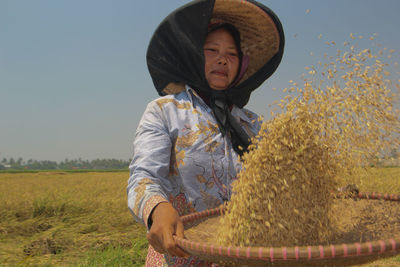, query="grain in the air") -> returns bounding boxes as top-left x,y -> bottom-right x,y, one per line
217,35 -> 400,247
